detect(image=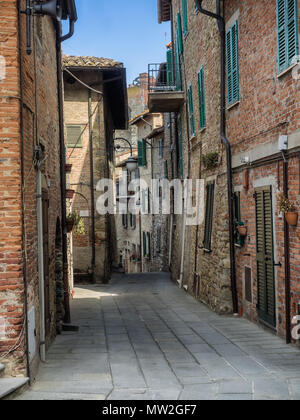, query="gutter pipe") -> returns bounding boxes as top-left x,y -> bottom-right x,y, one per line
197,0 -> 238,314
